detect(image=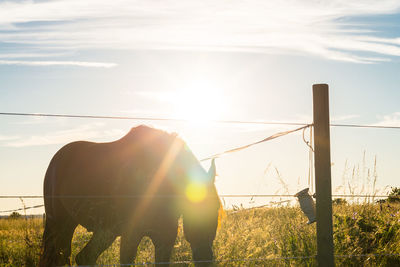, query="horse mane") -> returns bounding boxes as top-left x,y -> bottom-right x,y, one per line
116,125 -> 181,149
114,125 -> 188,168
123,125 -> 179,142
